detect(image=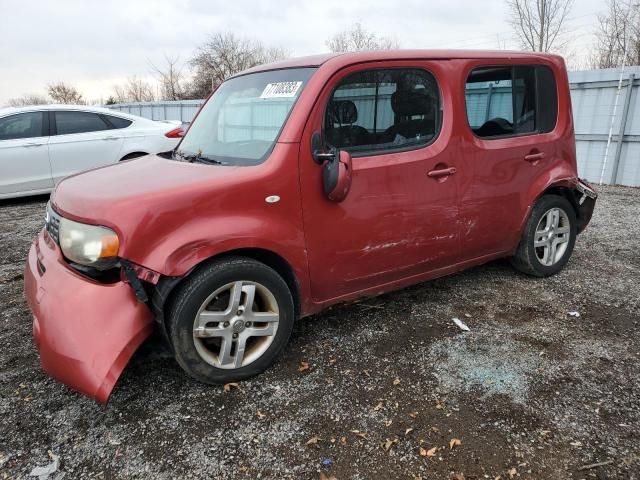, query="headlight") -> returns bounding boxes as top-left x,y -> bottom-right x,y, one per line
58,217 -> 120,267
